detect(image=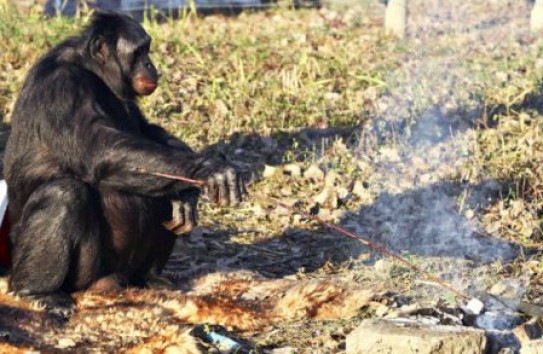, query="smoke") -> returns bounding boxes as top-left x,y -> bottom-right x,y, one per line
351,1 -> 531,274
